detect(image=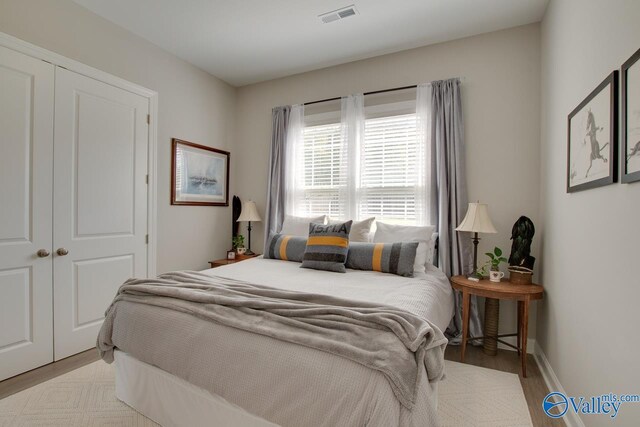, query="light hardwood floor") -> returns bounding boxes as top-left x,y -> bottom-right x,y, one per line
1,346 -> 561,426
